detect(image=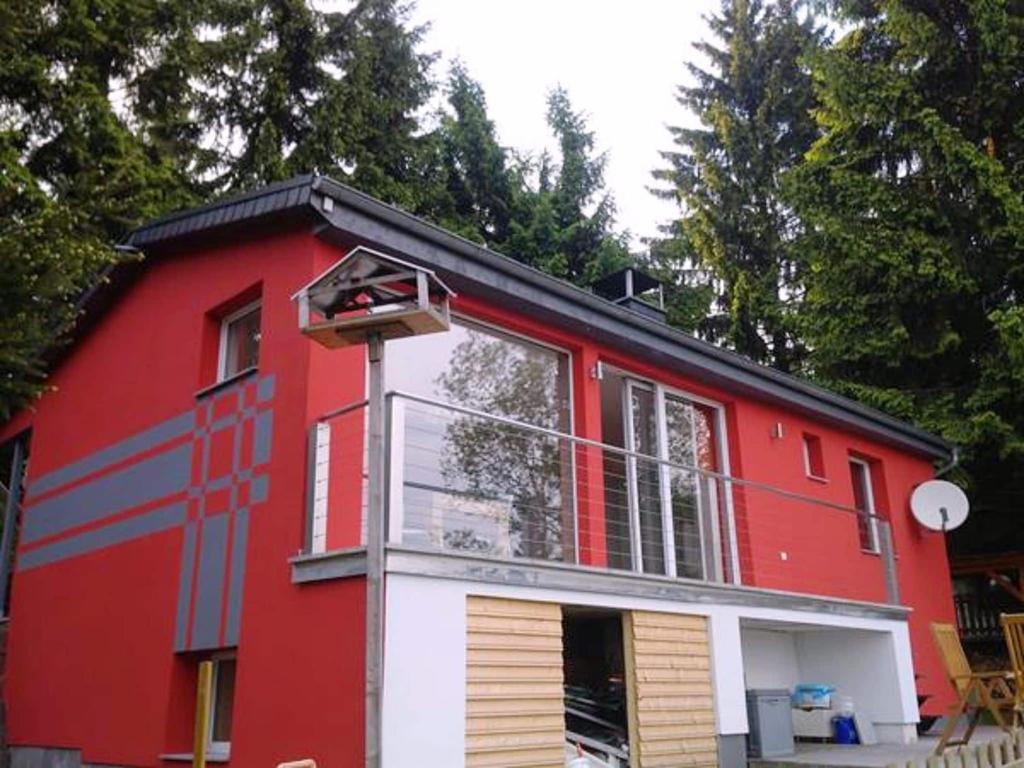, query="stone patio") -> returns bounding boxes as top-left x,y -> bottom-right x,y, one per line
749,725 -> 1017,767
